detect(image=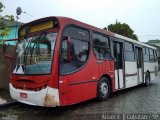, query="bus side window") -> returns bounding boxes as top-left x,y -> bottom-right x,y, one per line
154,50 -> 157,61
124,42 -> 135,61
143,48 -> 146,54
93,33 -> 110,59
143,47 -> 149,62
60,26 -> 90,75
149,49 -> 154,62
